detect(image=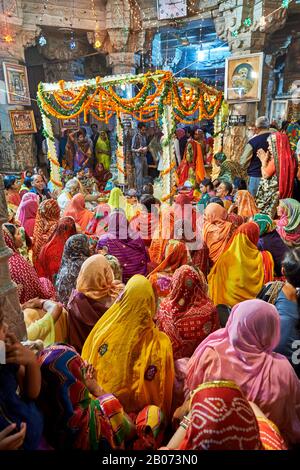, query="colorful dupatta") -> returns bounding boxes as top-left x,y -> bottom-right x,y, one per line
16,193 -> 39,237
82,275 -> 174,417
236,190 -> 259,218
38,344 -> 131,450
179,381 -> 262,450
36,216 -> 77,281
208,222 -> 274,307
64,193 -> 93,232
270,132 -> 296,199
276,198 -> 300,247
108,187 -> 126,212
32,199 -> 60,265
55,234 -> 90,306
186,299 -> 300,445
148,240 -> 190,301
156,265 -> 219,360
203,203 -> 235,264
149,208 -> 175,265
